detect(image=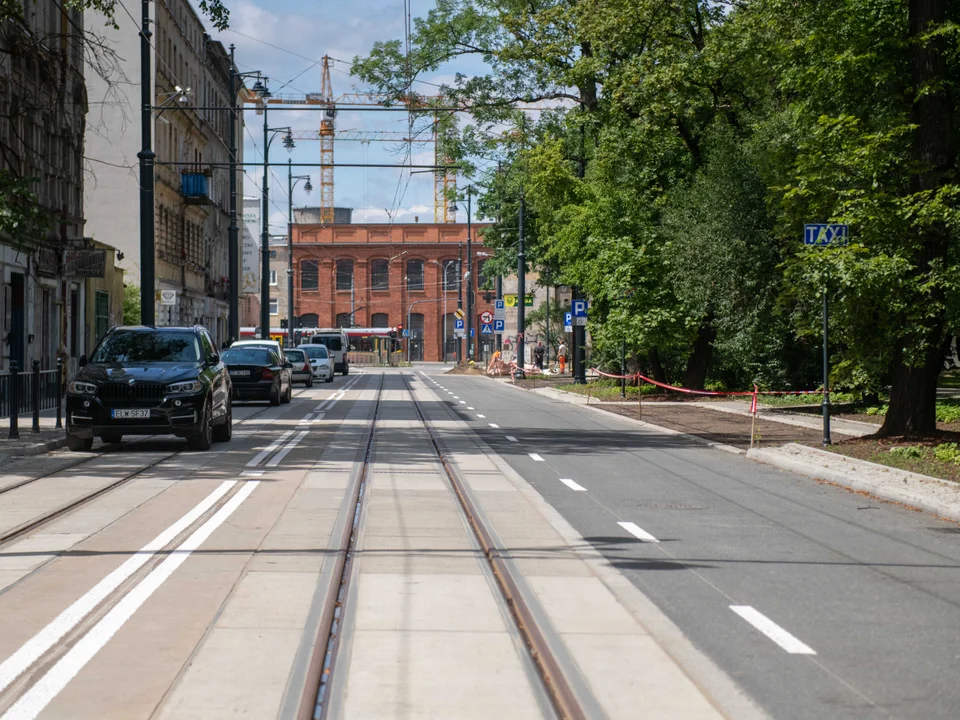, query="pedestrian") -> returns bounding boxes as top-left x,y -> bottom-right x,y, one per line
533,341 -> 545,370
488,348 -> 503,376
557,340 -> 567,374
